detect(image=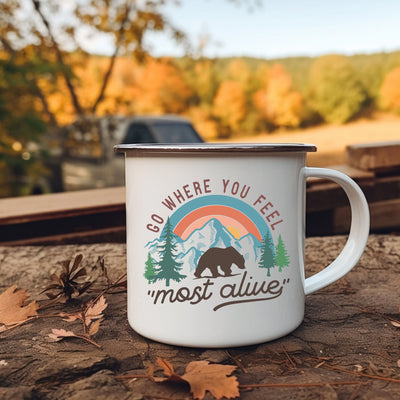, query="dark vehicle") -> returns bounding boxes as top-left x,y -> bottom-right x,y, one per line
61,115 -> 203,191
